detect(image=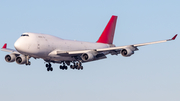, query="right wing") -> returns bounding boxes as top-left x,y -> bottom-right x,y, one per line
49,34 -> 177,57
95,34 -> 178,52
